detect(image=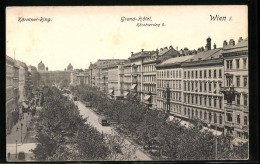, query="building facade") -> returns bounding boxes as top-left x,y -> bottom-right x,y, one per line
6,56 -> 15,134
221,37 -> 249,142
